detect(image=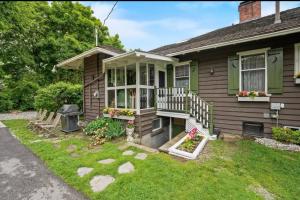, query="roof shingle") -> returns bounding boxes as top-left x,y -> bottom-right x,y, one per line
150,7 -> 300,56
